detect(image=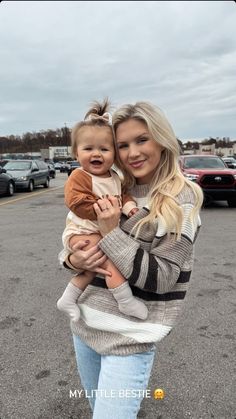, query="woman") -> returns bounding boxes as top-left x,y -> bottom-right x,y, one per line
63,101 -> 203,419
